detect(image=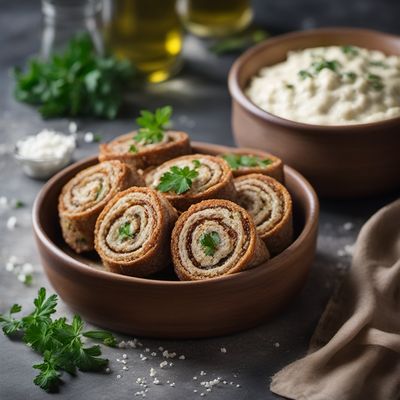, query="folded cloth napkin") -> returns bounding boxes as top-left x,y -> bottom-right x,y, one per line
270,199 -> 400,400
